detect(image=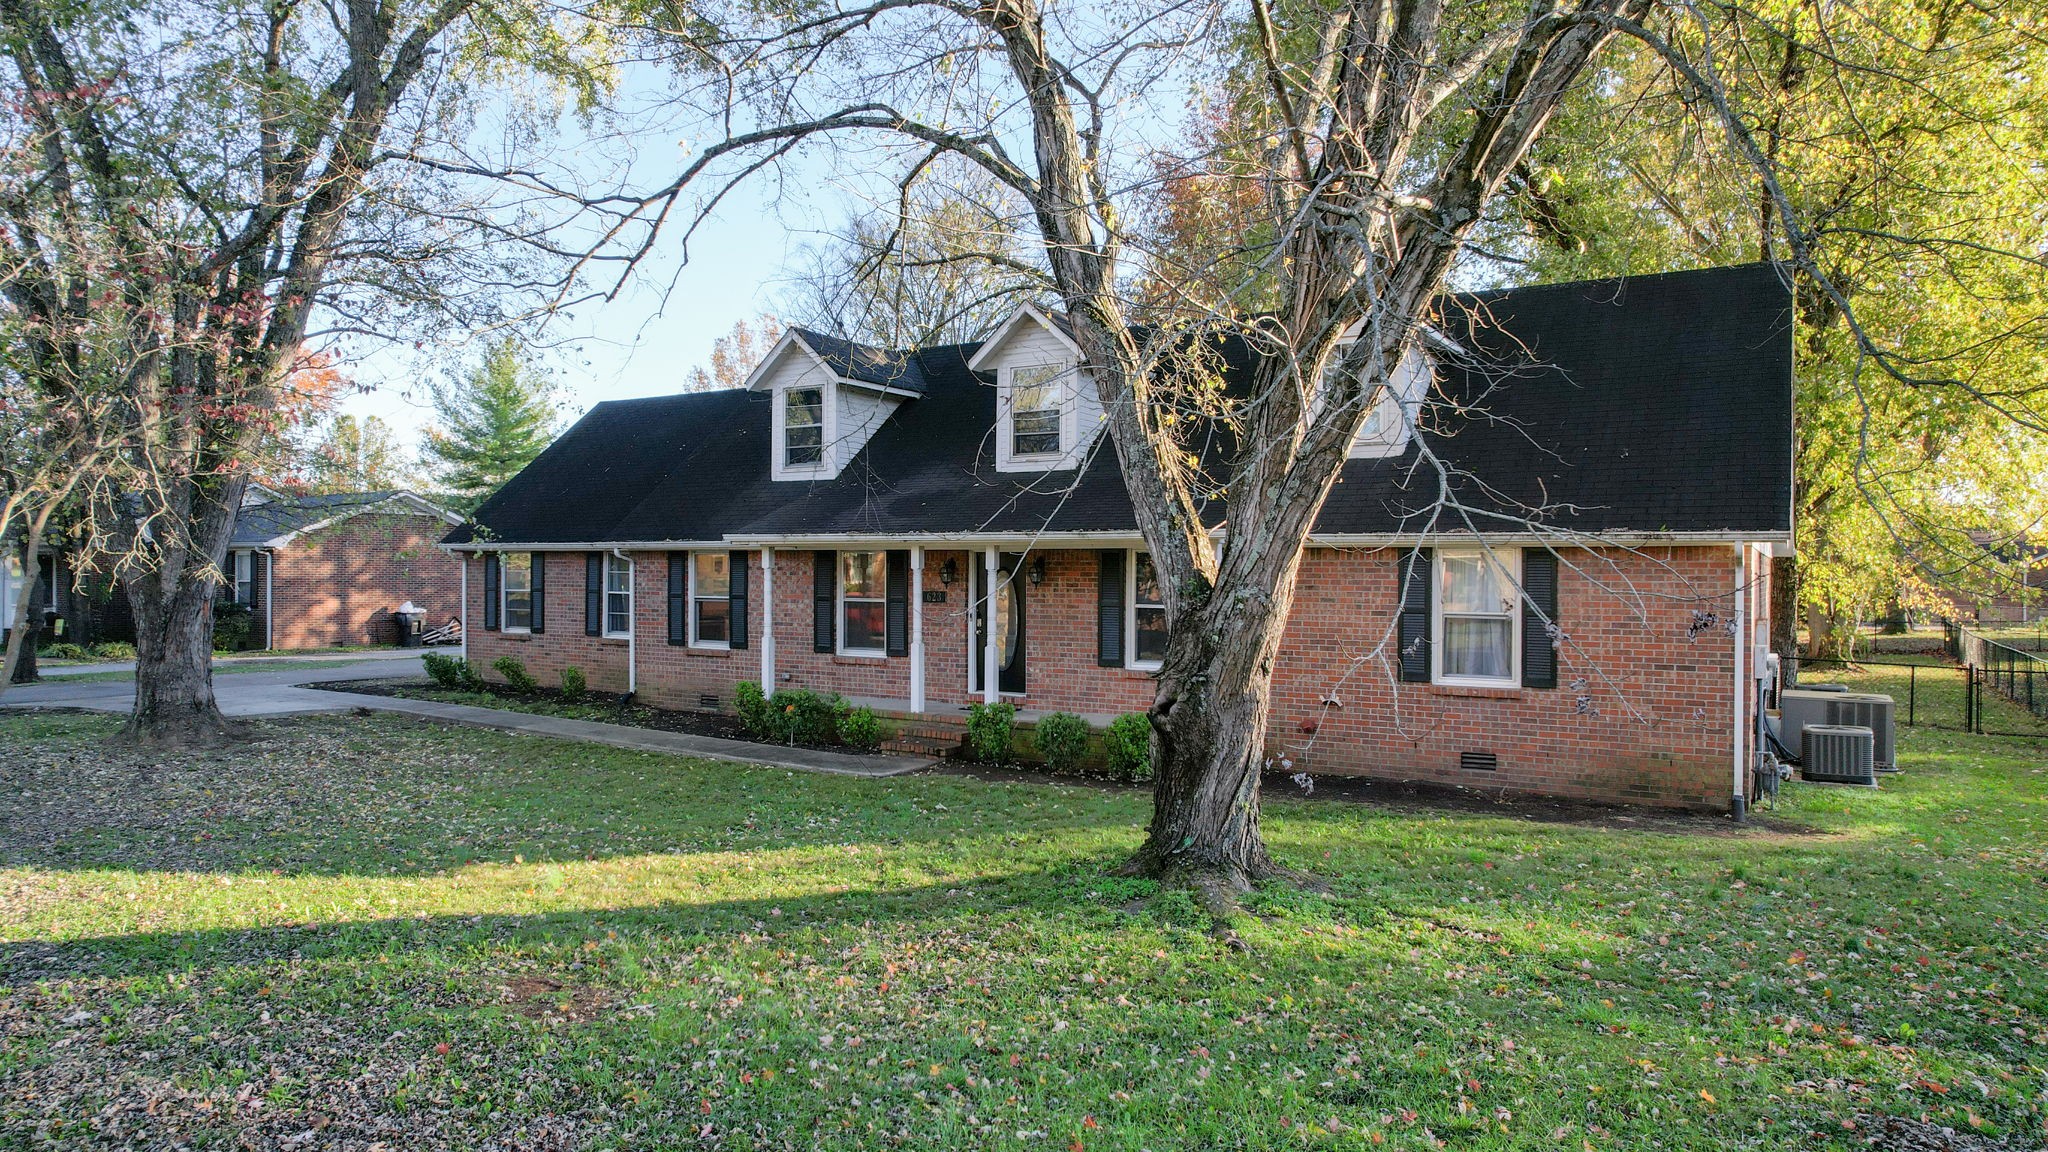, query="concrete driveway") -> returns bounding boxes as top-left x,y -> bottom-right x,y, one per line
0,651 -> 427,717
